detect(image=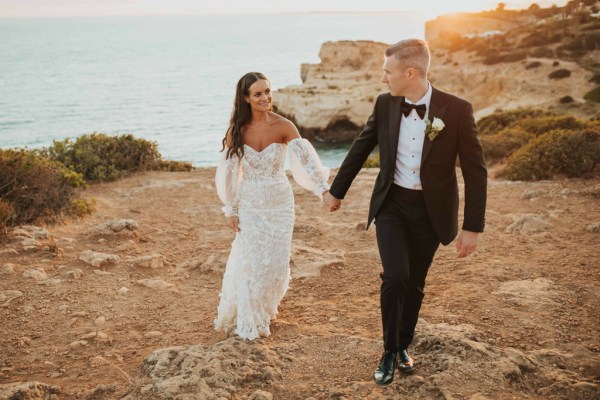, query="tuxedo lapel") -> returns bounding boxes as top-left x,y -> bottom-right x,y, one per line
389,96 -> 403,163
421,87 -> 447,167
